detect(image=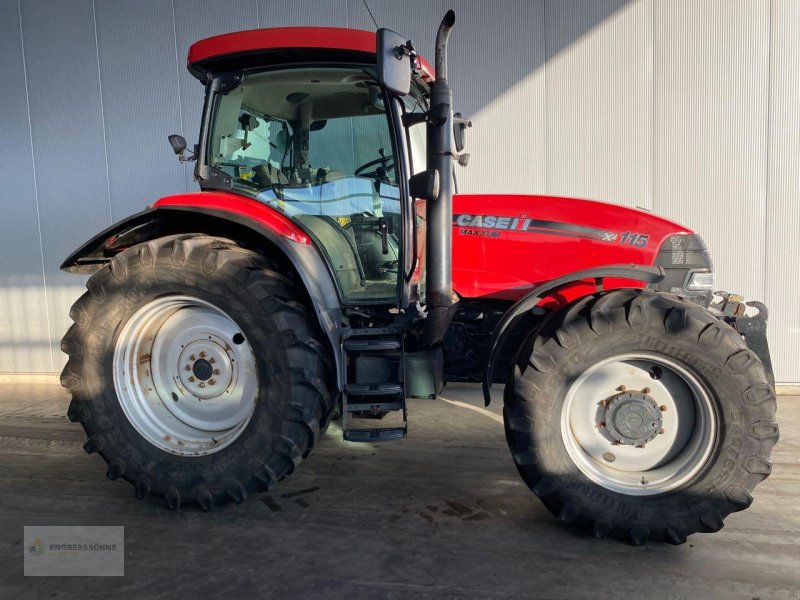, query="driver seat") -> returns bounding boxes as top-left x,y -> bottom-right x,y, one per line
252,163 -> 289,190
